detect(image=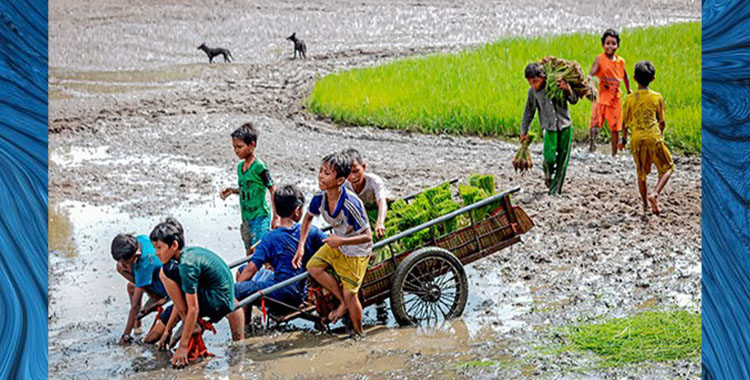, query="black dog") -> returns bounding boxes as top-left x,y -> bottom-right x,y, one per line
197,43 -> 232,63
286,33 -> 307,59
